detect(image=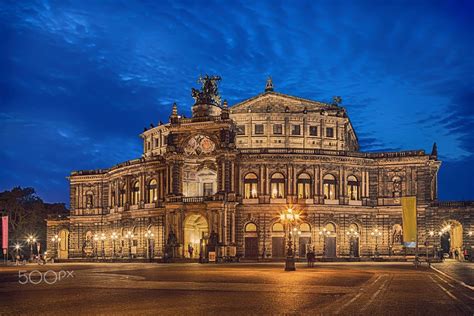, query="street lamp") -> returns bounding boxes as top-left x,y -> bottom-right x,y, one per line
100,233 -> 106,259
126,231 -> 134,259
370,228 -> 382,258
111,232 -> 118,259
26,235 -> 37,261
346,229 -> 359,258
280,207 -> 300,271
145,230 -> 155,261
51,235 -> 61,260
